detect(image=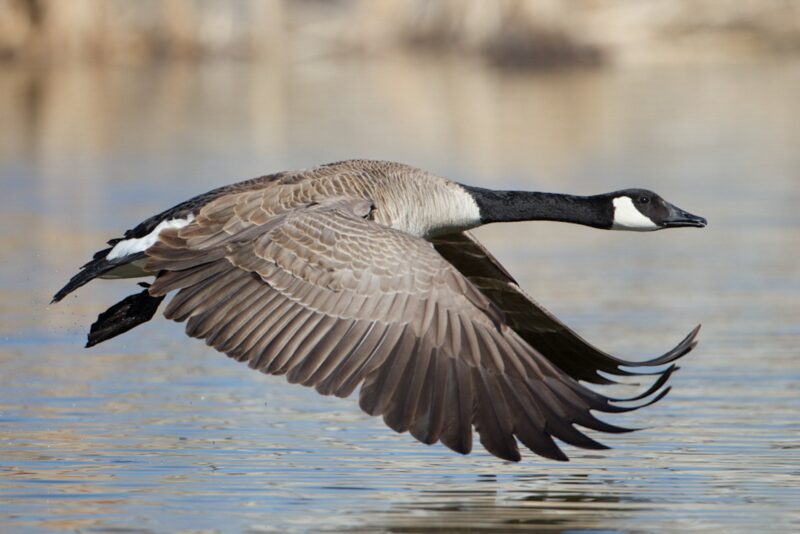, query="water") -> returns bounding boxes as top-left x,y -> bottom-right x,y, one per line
1,57 -> 799,532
